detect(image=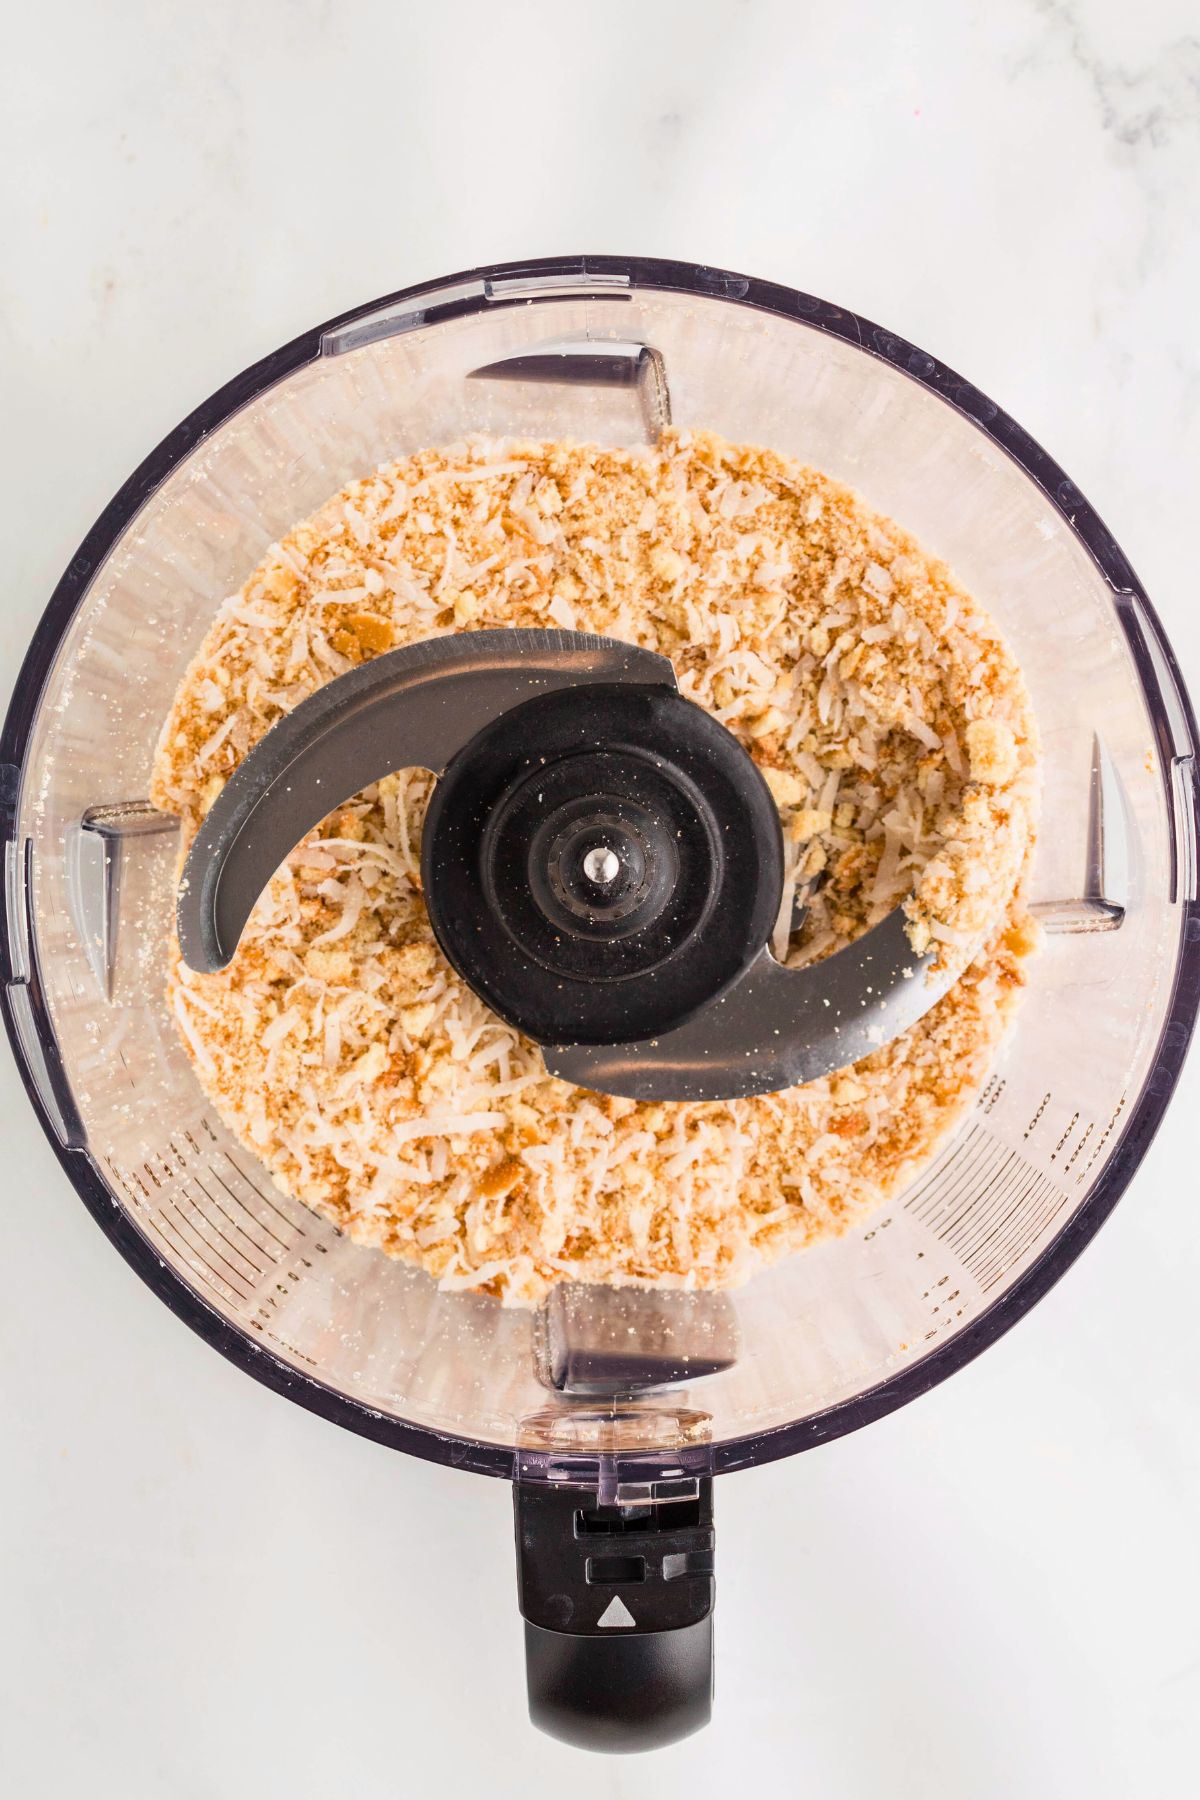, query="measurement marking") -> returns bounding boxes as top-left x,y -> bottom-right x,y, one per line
206,1165 -> 291,1252
1065,1120 -> 1094,1173
1025,1177 -> 1073,1244
944,1138 -> 1030,1241
260,1332 -> 319,1369
949,1168 -> 1036,1268
962,1166 -> 1049,1269
141,1208 -> 190,1268
967,1176 -> 1055,1285
1051,1111 -> 1080,1162
1078,1094 -> 1126,1184
985,1173 -> 1072,1288
904,1125 -> 984,1223
224,1152 -> 307,1236
924,1132 -> 1010,1240
1017,1175 -> 1068,1245
976,1183 -> 1071,1291
163,1199 -> 257,1296
910,1128 -> 995,1233
904,1136 -> 973,1224
958,1170 -> 1046,1281
896,1137 -> 961,1220
946,1150 -> 1032,1257
160,1199 -> 255,1300
905,1126 -> 977,1212
975,1183 -> 1064,1291
144,1207 -> 251,1306
960,1196 -> 1043,1291
1023,1091 -> 1051,1140
193,1173 -> 283,1265
903,1122 -> 1072,1293
979,1076 -> 1006,1116
177,1183 -> 267,1281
